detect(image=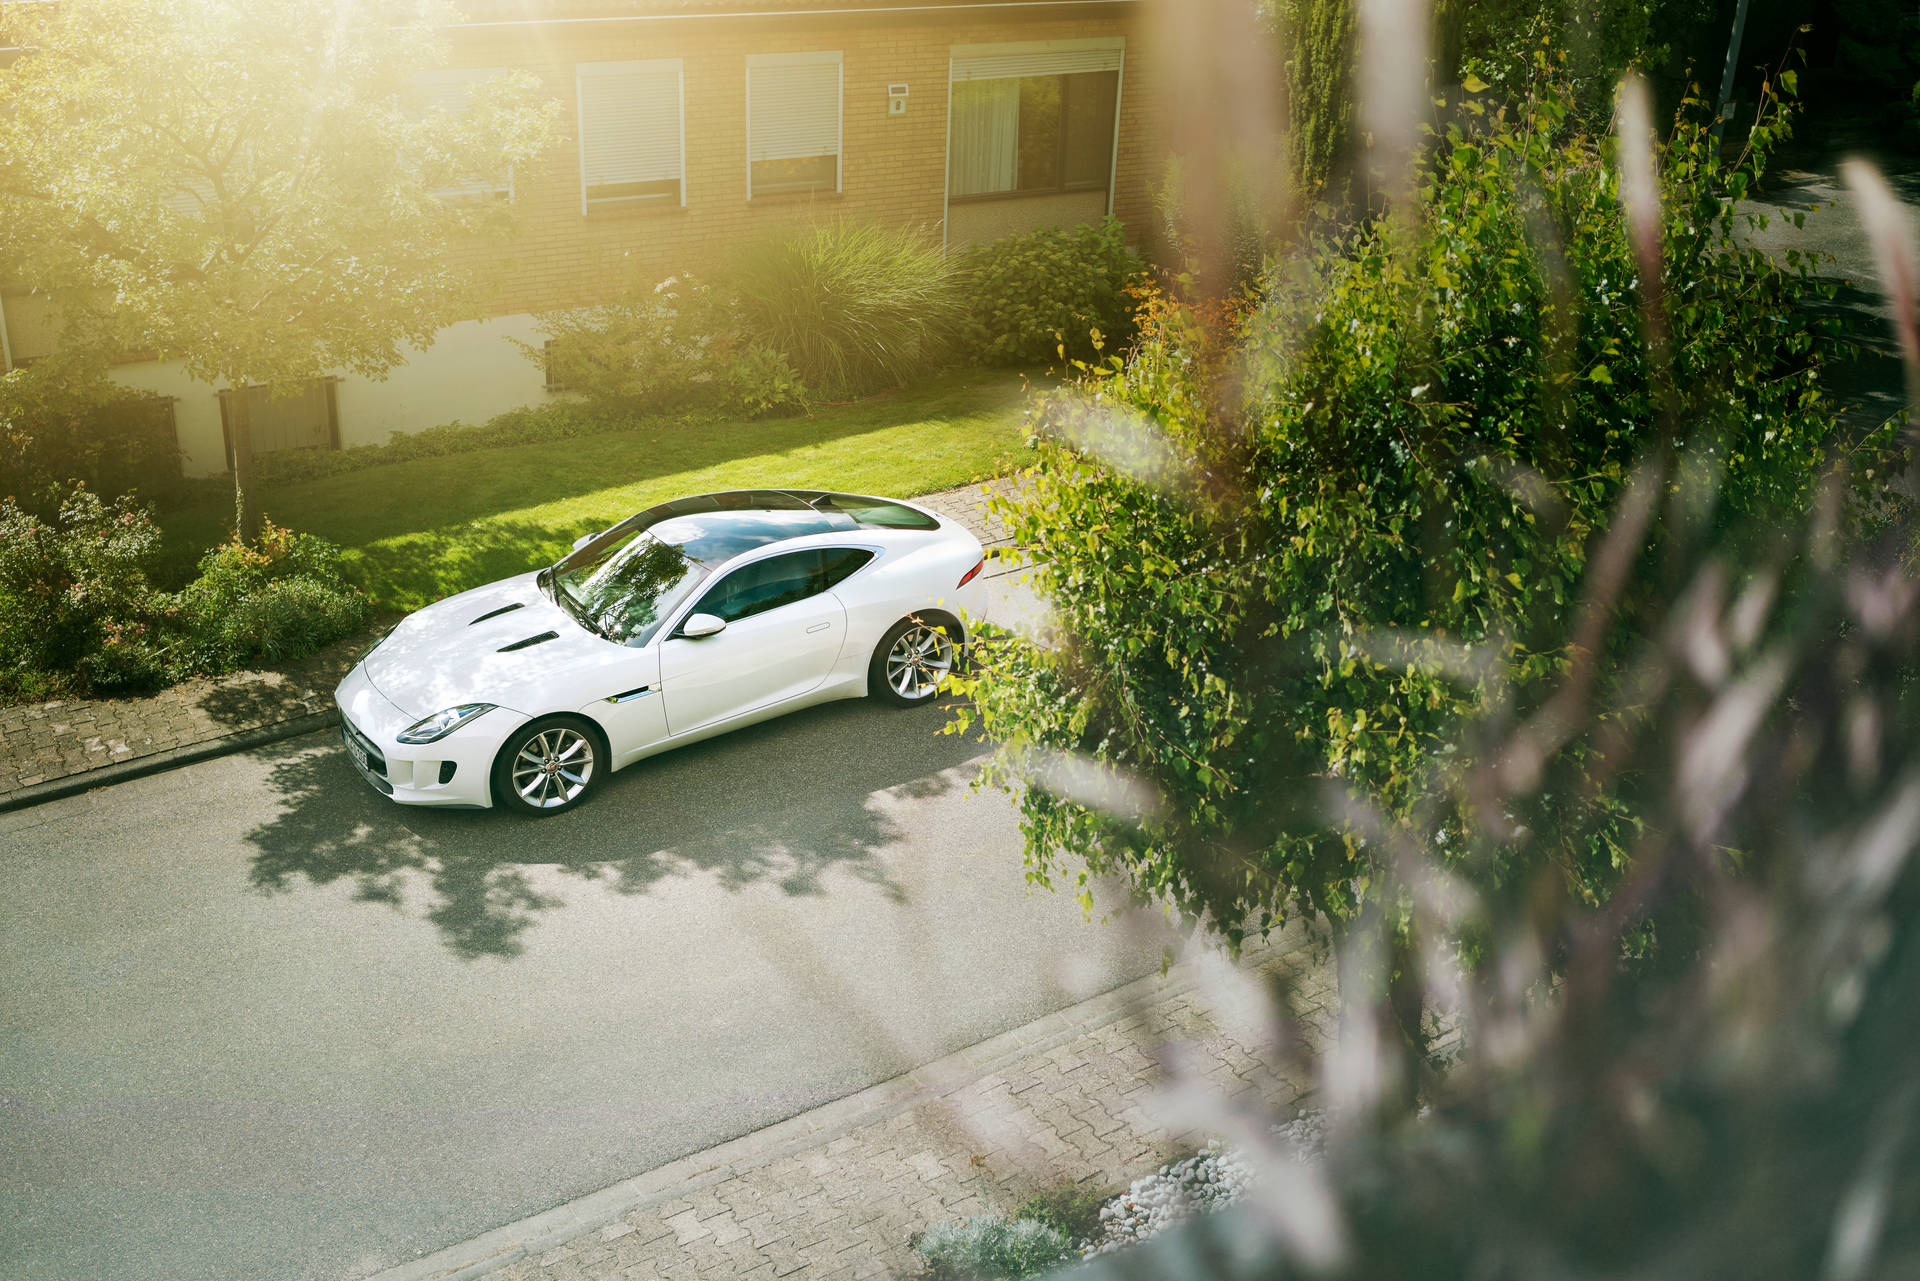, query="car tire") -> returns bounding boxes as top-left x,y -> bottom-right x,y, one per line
870,614 -> 962,707
492,716 -> 605,817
